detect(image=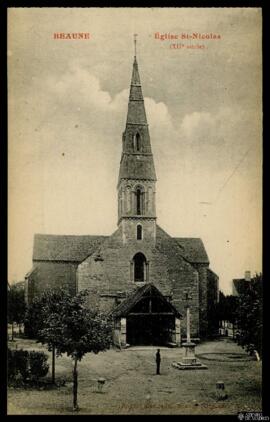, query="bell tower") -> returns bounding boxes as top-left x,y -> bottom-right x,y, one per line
117,36 -> 157,245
